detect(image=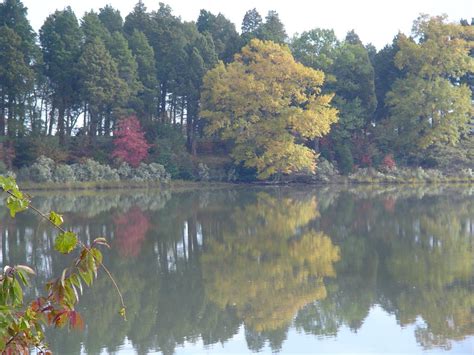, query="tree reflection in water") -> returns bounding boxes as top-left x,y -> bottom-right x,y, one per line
114,206 -> 150,257
1,187 -> 472,353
